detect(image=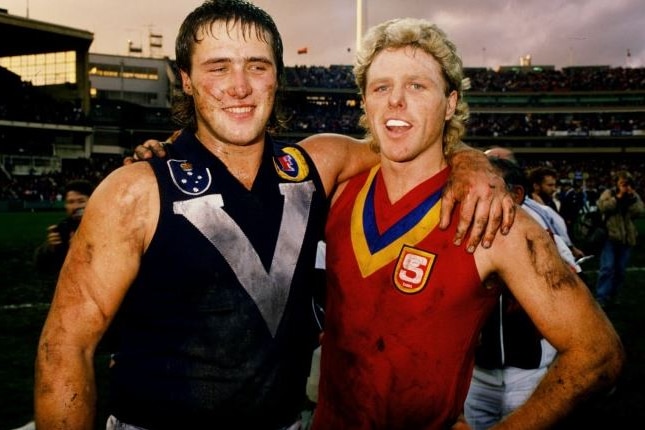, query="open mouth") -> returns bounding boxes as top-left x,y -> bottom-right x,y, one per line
385,118 -> 411,131
225,106 -> 254,114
